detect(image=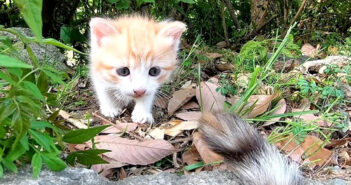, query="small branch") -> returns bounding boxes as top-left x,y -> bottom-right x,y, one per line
170,137 -> 193,144
222,0 -> 240,28
220,1 -> 230,46
173,152 -> 180,168
59,110 -> 88,129
240,14 -> 278,42
281,0 -> 308,37
92,112 -> 144,141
